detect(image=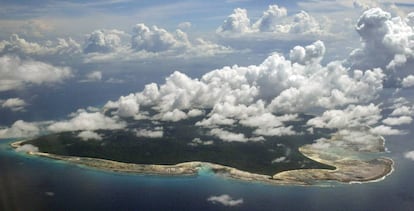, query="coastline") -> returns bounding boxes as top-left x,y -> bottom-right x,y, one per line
10,139 -> 394,186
